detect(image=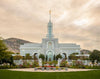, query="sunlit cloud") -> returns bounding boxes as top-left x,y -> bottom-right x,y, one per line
0,0 -> 100,50
56,11 -> 68,22
73,18 -> 90,27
